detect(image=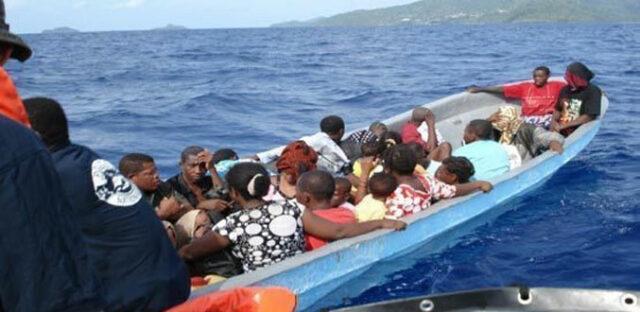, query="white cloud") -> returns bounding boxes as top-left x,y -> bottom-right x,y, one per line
114,0 -> 145,9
